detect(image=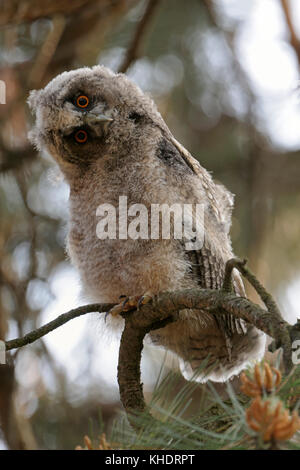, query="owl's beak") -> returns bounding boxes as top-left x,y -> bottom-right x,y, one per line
84,113 -> 113,127
83,112 -> 113,137
84,112 -> 113,126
